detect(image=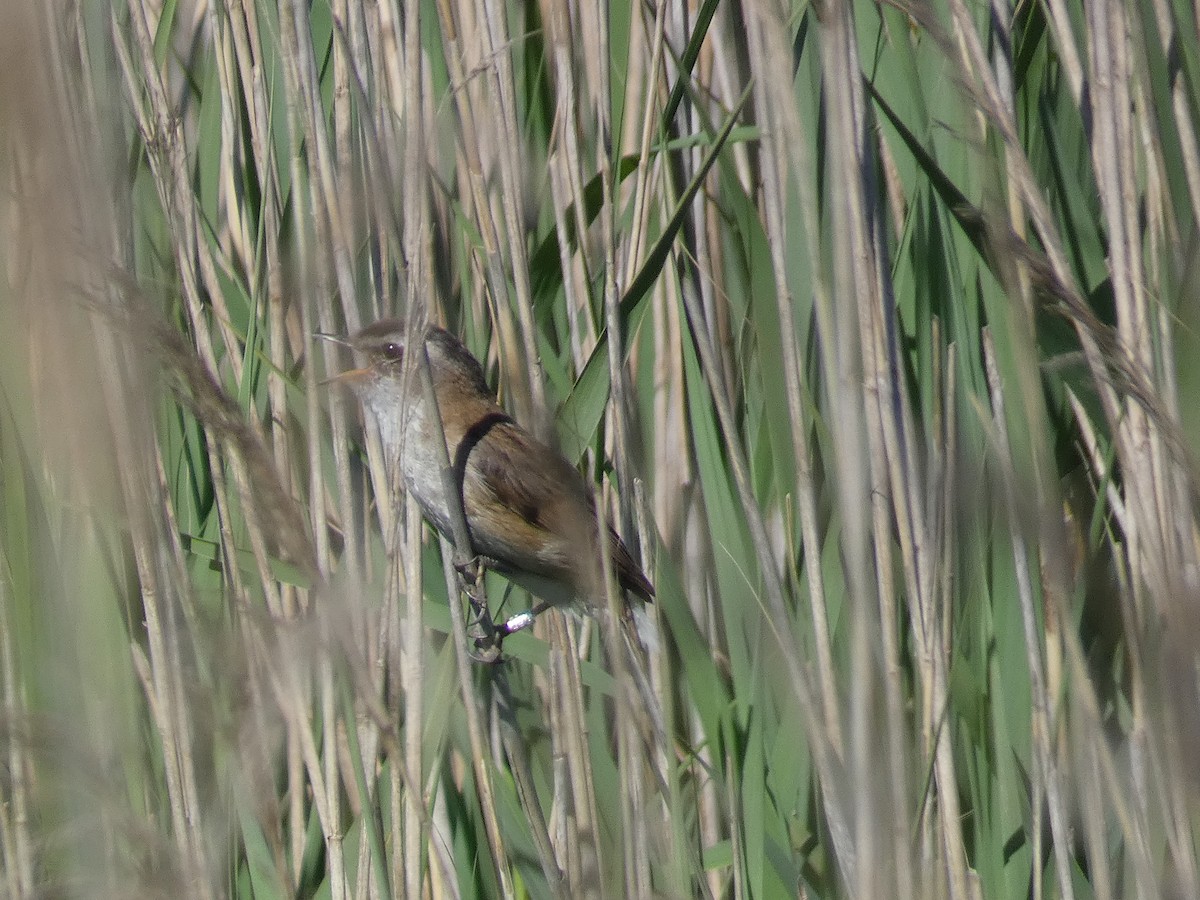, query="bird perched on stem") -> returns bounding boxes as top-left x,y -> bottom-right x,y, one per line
320,318 -> 654,635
